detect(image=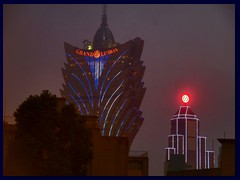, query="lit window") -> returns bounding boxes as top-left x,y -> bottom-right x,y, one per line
87,45 -> 92,50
